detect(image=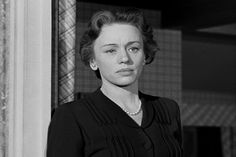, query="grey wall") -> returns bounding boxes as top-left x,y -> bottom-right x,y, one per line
182,33 -> 236,93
